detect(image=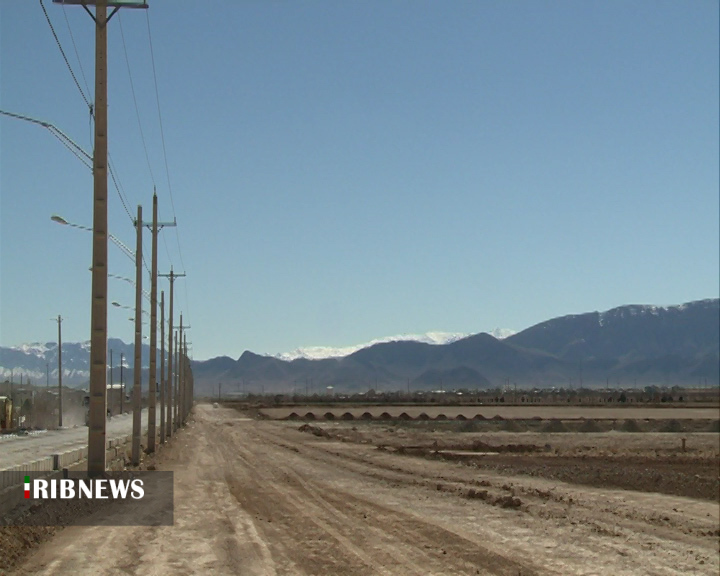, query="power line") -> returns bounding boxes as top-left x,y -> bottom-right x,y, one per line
60,3 -> 92,102
146,11 -> 186,273
119,12 -> 155,187
107,153 -> 135,224
146,10 -> 190,326
39,0 -> 139,241
161,229 -> 174,268
39,0 -> 92,114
